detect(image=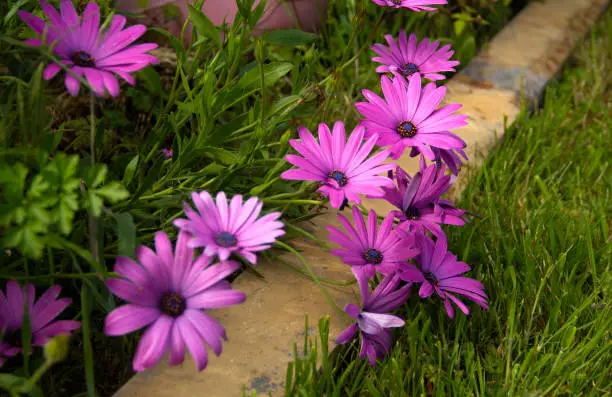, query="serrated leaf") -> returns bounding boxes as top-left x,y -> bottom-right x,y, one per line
58,194 -> 79,235
95,182 -> 130,203
114,213 -> 137,258
261,29 -> 316,47
454,20 -> 466,36
87,192 -> 104,217
238,62 -> 294,90
188,4 -> 221,47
